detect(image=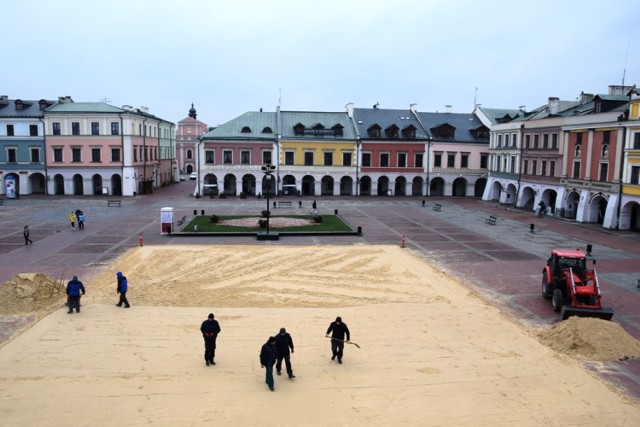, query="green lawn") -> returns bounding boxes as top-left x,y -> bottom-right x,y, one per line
182,215 -> 354,233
